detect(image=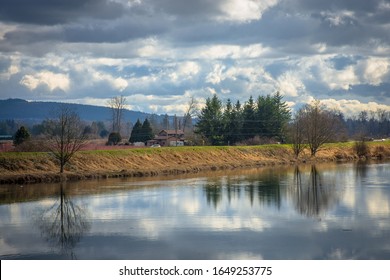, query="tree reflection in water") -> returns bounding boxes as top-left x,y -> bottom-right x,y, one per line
204,180 -> 223,208
293,165 -> 339,217
203,171 -> 282,209
355,160 -> 369,181
36,183 -> 90,259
